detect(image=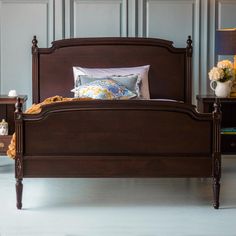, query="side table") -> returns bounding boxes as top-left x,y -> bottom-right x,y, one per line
196,95 -> 236,154
0,95 -> 27,155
